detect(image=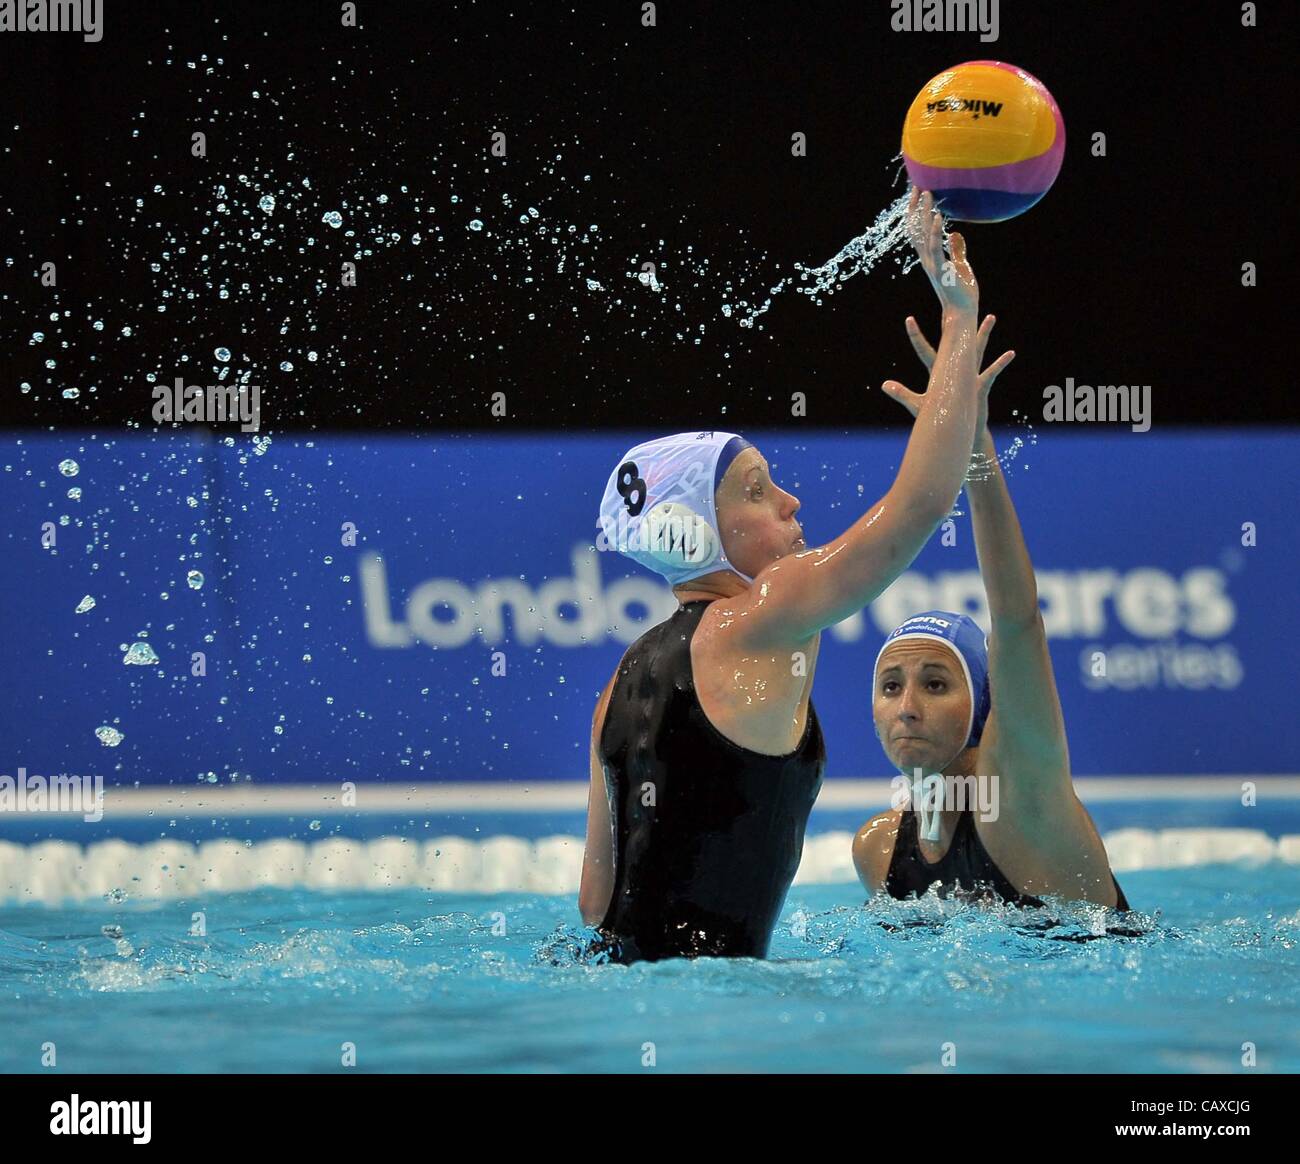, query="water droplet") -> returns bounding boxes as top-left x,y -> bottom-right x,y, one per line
75,595 -> 96,613
322,210 -> 344,229
214,347 -> 231,362
122,641 -> 160,666
95,725 -> 125,747
468,219 -> 484,231
258,194 -> 276,214
58,459 -> 79,477
186,570 -> 204,590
